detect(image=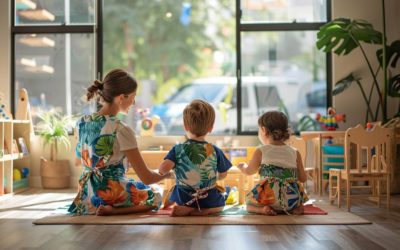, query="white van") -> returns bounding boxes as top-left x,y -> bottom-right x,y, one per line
151,76 -> 306,134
